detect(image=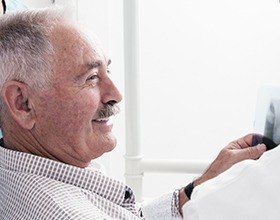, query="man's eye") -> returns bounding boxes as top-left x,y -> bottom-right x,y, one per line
86,74 -> 99,83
